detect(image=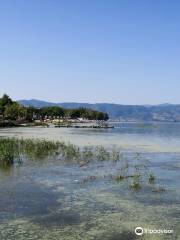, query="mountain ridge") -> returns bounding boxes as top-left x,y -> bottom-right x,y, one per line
18,99 -> 180,122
